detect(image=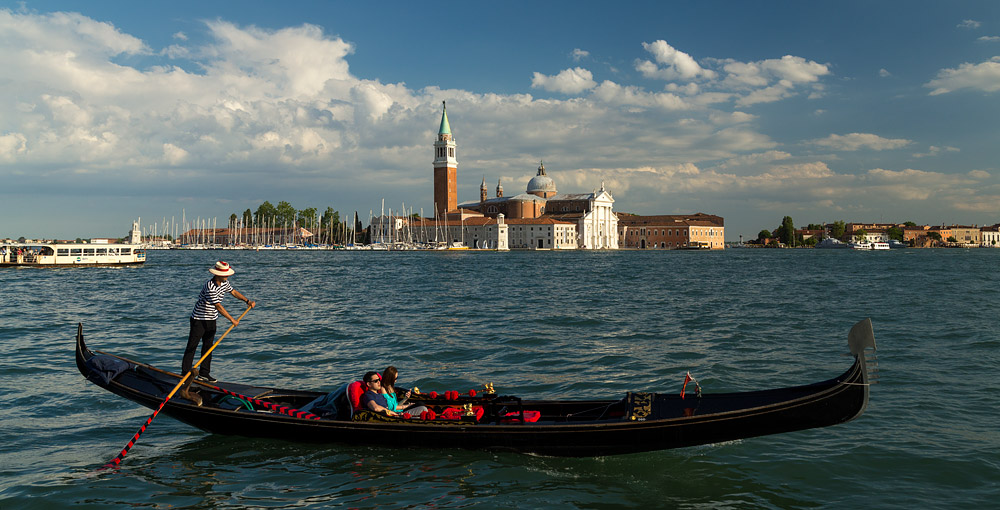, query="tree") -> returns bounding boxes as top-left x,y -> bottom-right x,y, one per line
927,231 -> 942,241
831,220 -> 846,240
806,223 -> 823,231
757,229 -> 771,241
243,209 -> 253,225
887,226 -> 904,241
780,216 -> 795,246
854,229 -> 868,242
275,201 -> 296,226
904,221 -> 917,227
298,207 -> 317,228
255,201 -> 277,224
229,213 -> 238,229
321,207 -> 340,243
947,236 -> 958,243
